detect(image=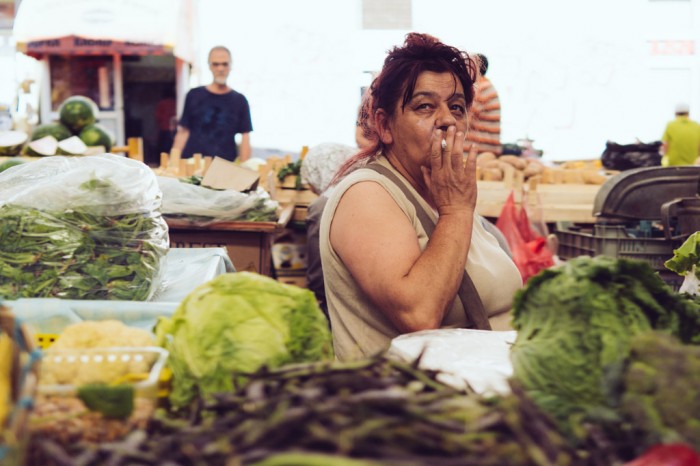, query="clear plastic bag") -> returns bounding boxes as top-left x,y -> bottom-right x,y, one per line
158,176 -> 279,224
0,154 -> 168,301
